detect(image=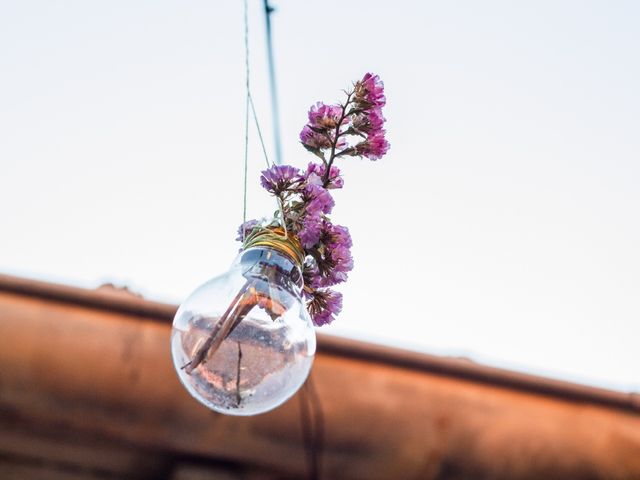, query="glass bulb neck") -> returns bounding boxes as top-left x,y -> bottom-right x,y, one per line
239,242 -> 304,295
242,227 -> 306,268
